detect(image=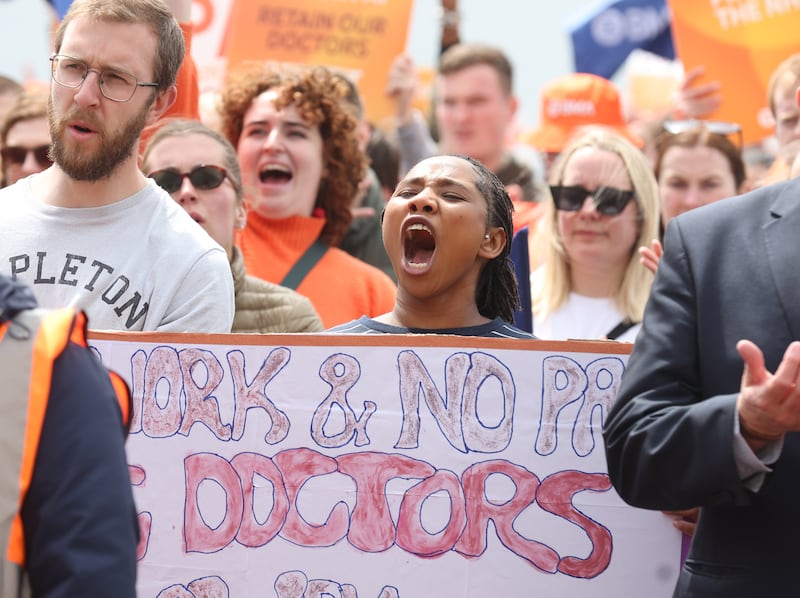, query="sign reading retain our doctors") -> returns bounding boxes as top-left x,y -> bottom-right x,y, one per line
567,0 -> 675,79
90,332 -> 681,598
223,0 -> 414,125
